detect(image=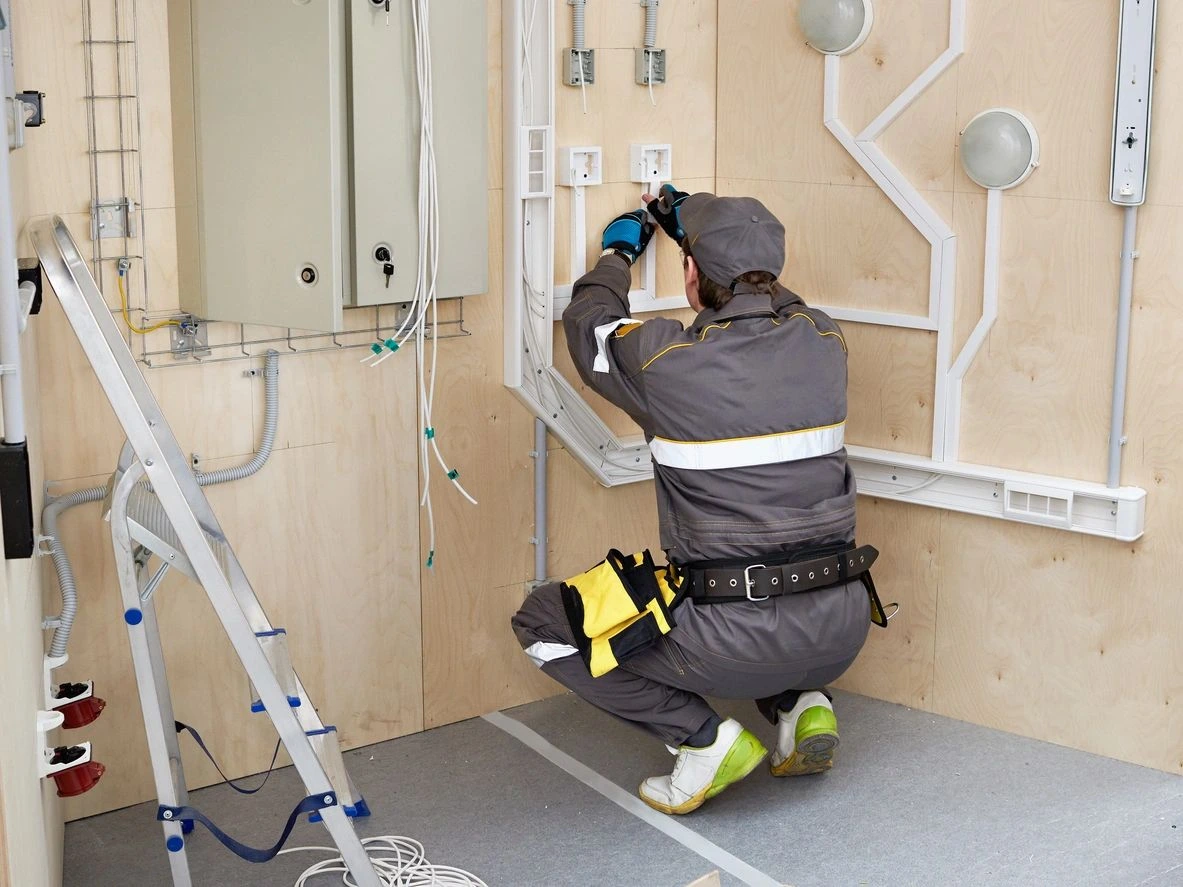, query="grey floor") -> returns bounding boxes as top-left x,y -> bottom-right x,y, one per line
64,691 -> 1183,887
